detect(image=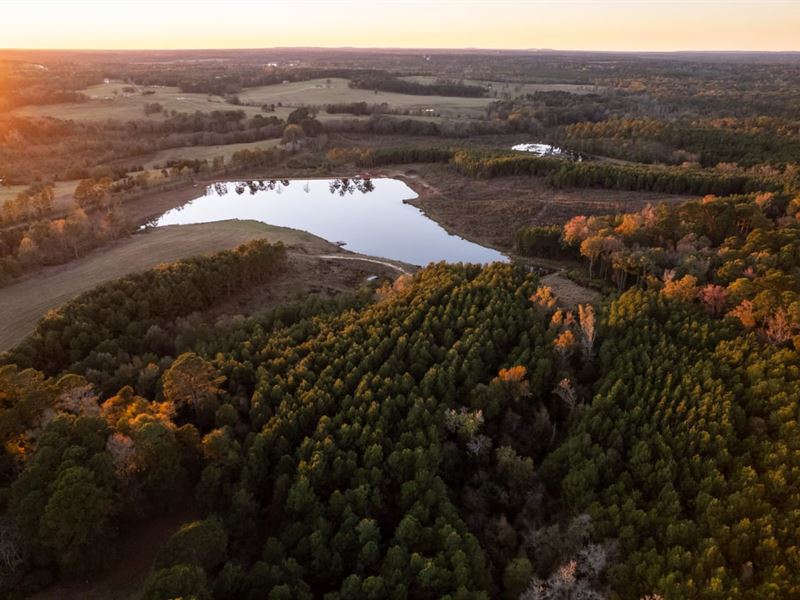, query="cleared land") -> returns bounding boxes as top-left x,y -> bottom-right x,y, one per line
0,220 -> 406,352
540,271 -> 601,308
12,82 -> 263,121
238,78 -> 493,117
399,76 -> 603,97
140,138 -> 282,168
13,78 -> 492,122
398,163 -> 693,250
